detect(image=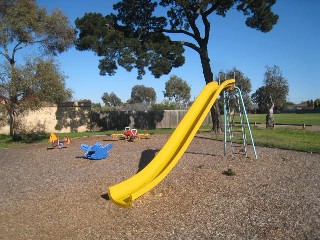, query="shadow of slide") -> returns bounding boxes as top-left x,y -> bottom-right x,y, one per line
137,149 -> 159,173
